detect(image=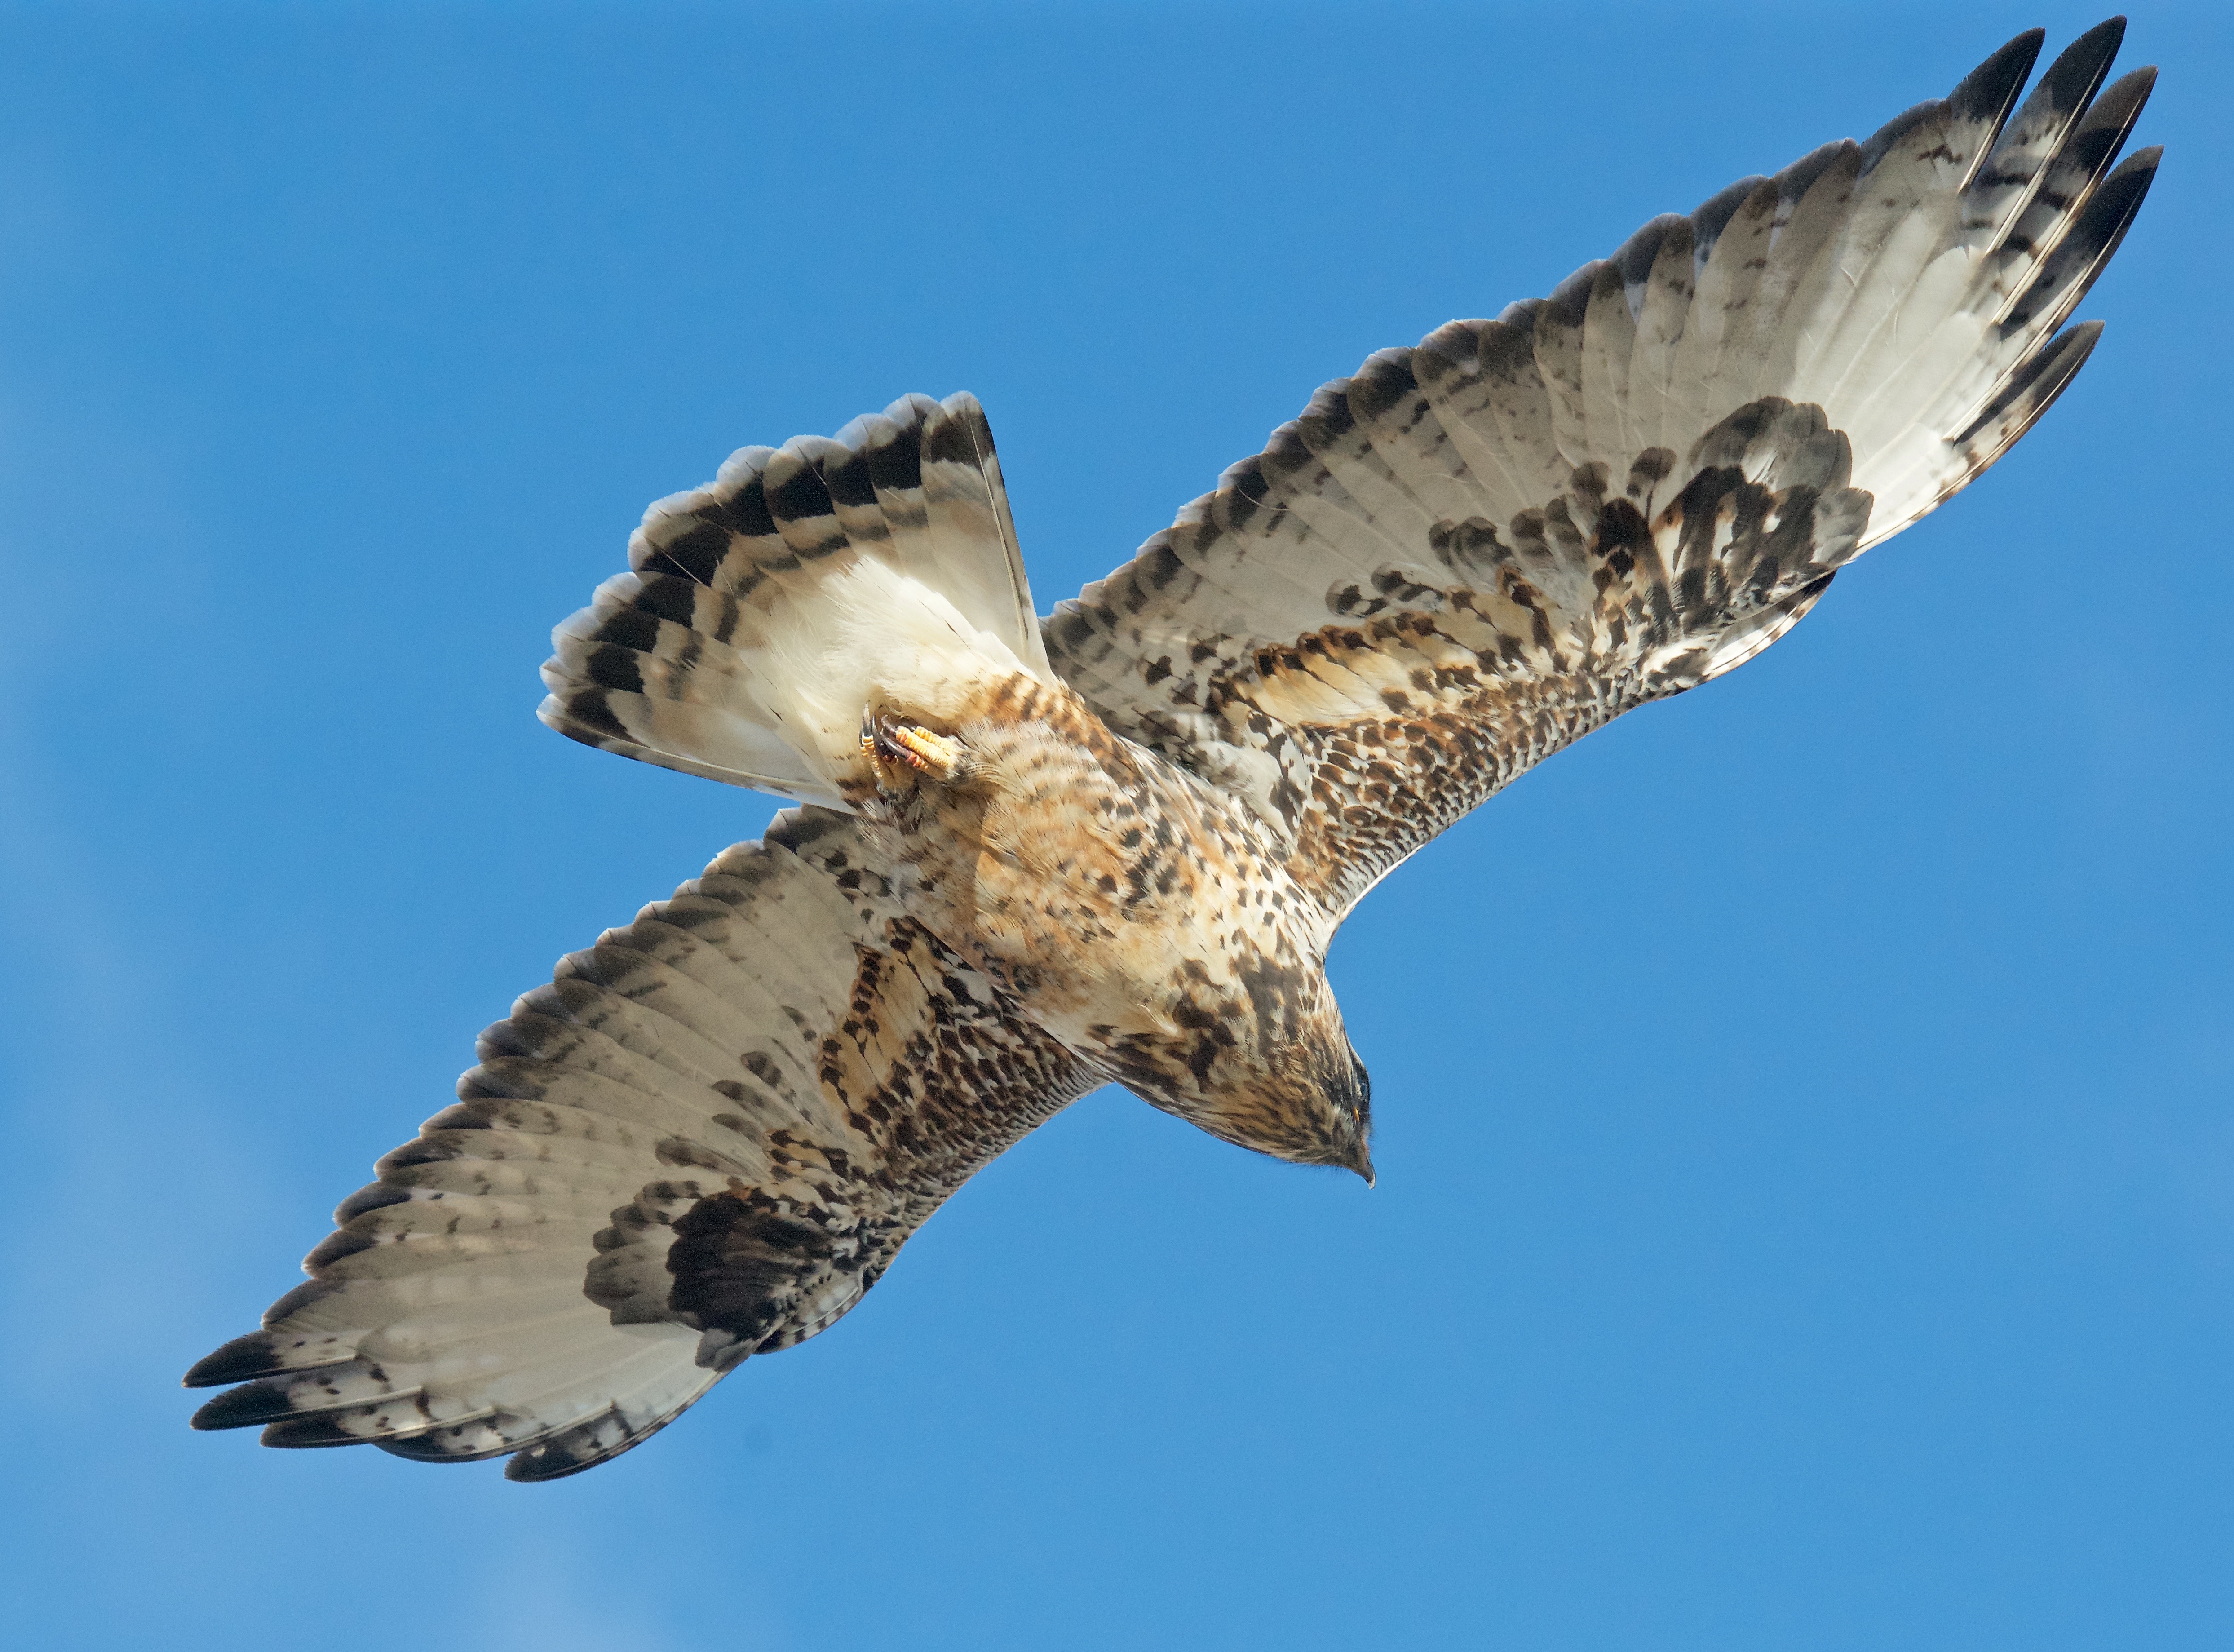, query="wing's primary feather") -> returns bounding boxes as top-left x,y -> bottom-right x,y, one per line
186,809 -> 1095,1480
1042,22 -> 2156,919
